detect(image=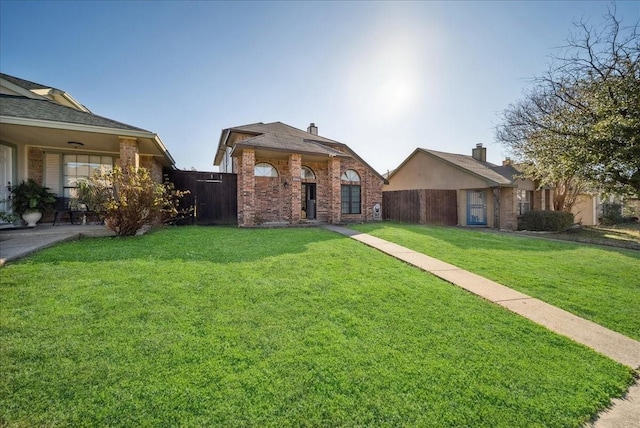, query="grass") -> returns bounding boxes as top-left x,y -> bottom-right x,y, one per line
0,226 -> 635,427
350,222 -> 640,341
529,223 -> 640,249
